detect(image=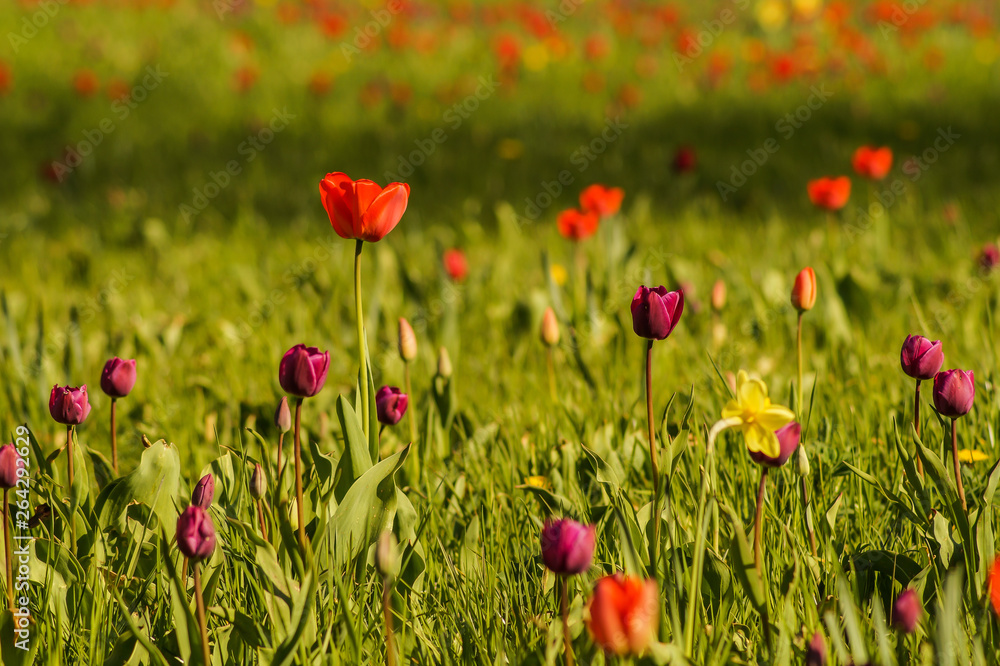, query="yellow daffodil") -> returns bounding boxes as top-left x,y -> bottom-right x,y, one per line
710,370 -> 795,459
524,475 -> 551,490
957,449 -> 989,464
